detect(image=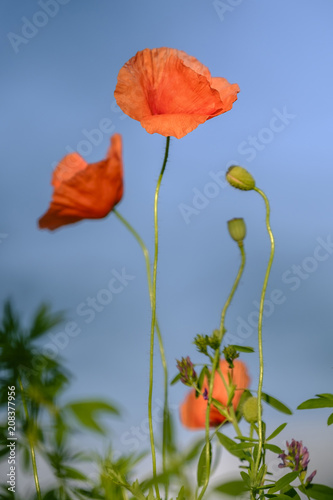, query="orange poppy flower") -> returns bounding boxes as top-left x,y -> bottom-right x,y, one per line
38,134 -> 123,231
180,359 -> 250,429
114,47 -> 240,139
